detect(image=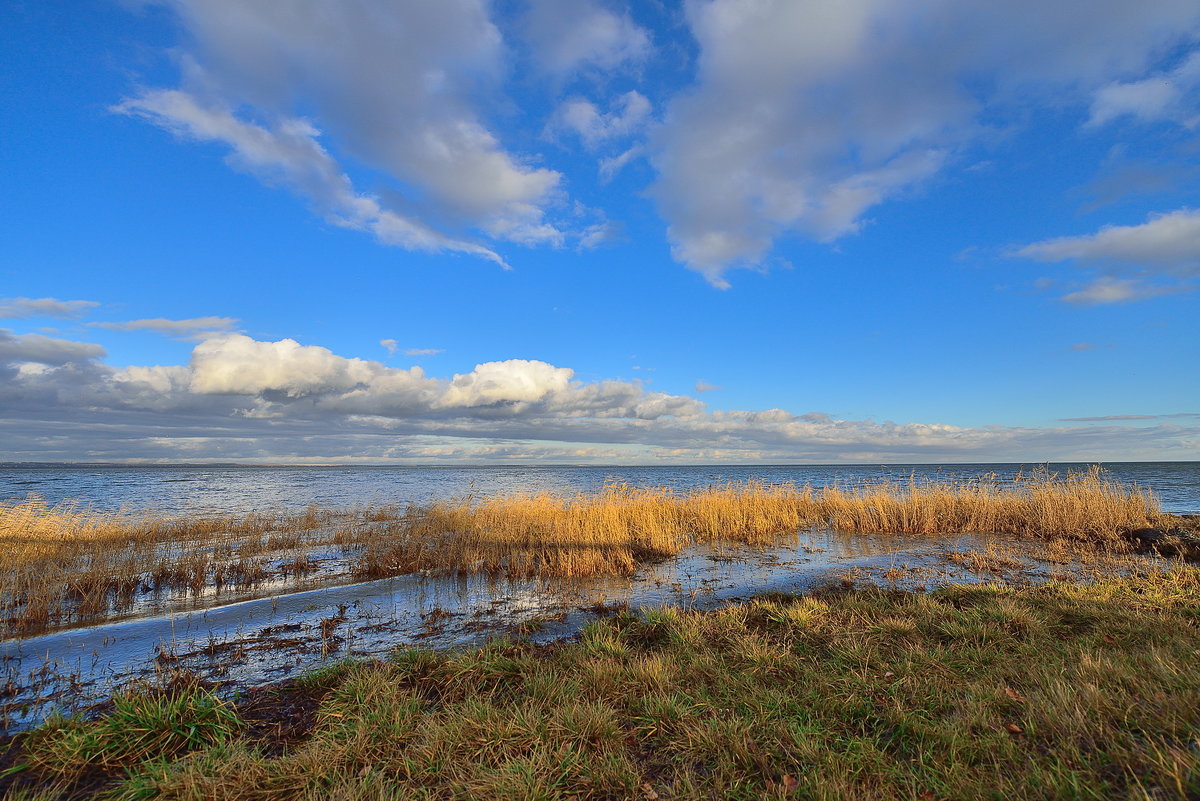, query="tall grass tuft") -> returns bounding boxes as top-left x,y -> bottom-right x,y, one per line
19,686 -> 240,777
